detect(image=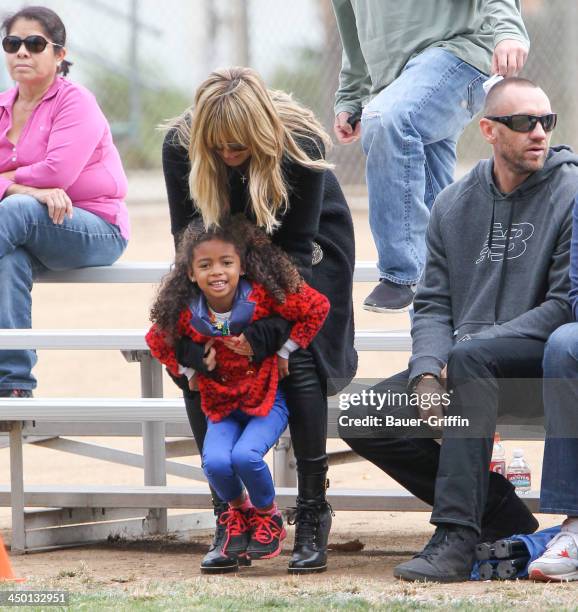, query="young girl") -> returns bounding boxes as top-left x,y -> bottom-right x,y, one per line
146,216 -> 329,566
